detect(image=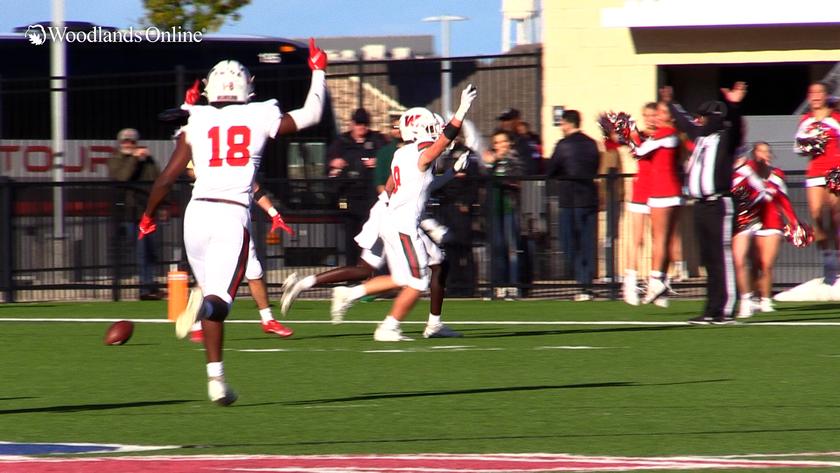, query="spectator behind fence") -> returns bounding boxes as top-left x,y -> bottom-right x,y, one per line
483,129 -> 524,299
326,107 -> 387,264
433,132 -> 482,296
498,107 -> 543,175
546,110 -> 601,301
108,128 -> 162,300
